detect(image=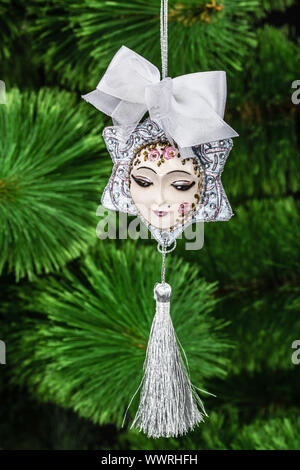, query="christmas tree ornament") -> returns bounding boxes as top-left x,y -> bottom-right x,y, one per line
81,0 -> 238,438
